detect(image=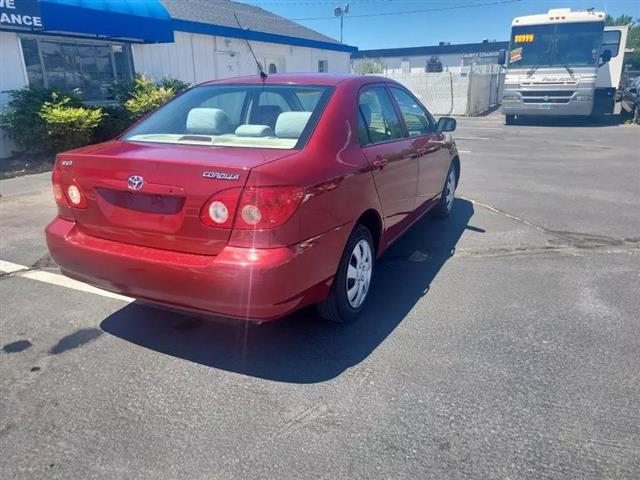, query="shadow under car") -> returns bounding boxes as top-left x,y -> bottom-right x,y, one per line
100,199 -> 475,383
